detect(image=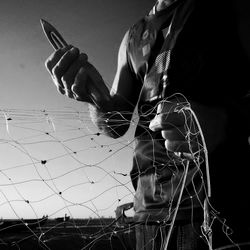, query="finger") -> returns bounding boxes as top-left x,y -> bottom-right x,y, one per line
149,112 -> 185,132
71,67 -> 93,103
45,45 -> 73,74
85,63 -> 111,103
161,126 -> 187,141
61,53 -> 88,89
165,140 -> 199,153
73,67 -> 106,106
174,152 -> 195,161
51,47 -> 80,87
157,101 -> 179,114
